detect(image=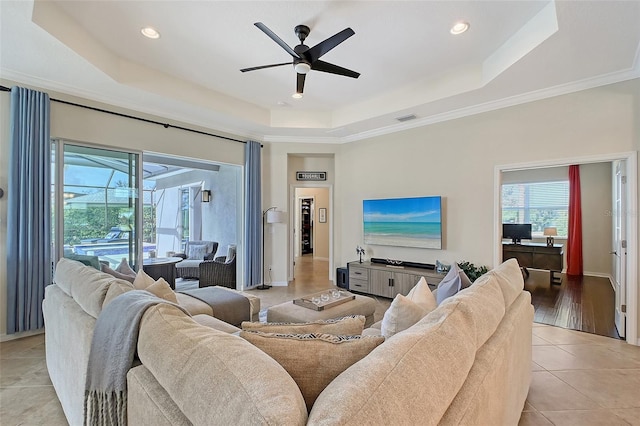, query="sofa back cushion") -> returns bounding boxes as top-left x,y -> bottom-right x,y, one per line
54,258 -> 129,318
485,258 -> 525,308
308,300 -> 478,425
137,304 -> 308,425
